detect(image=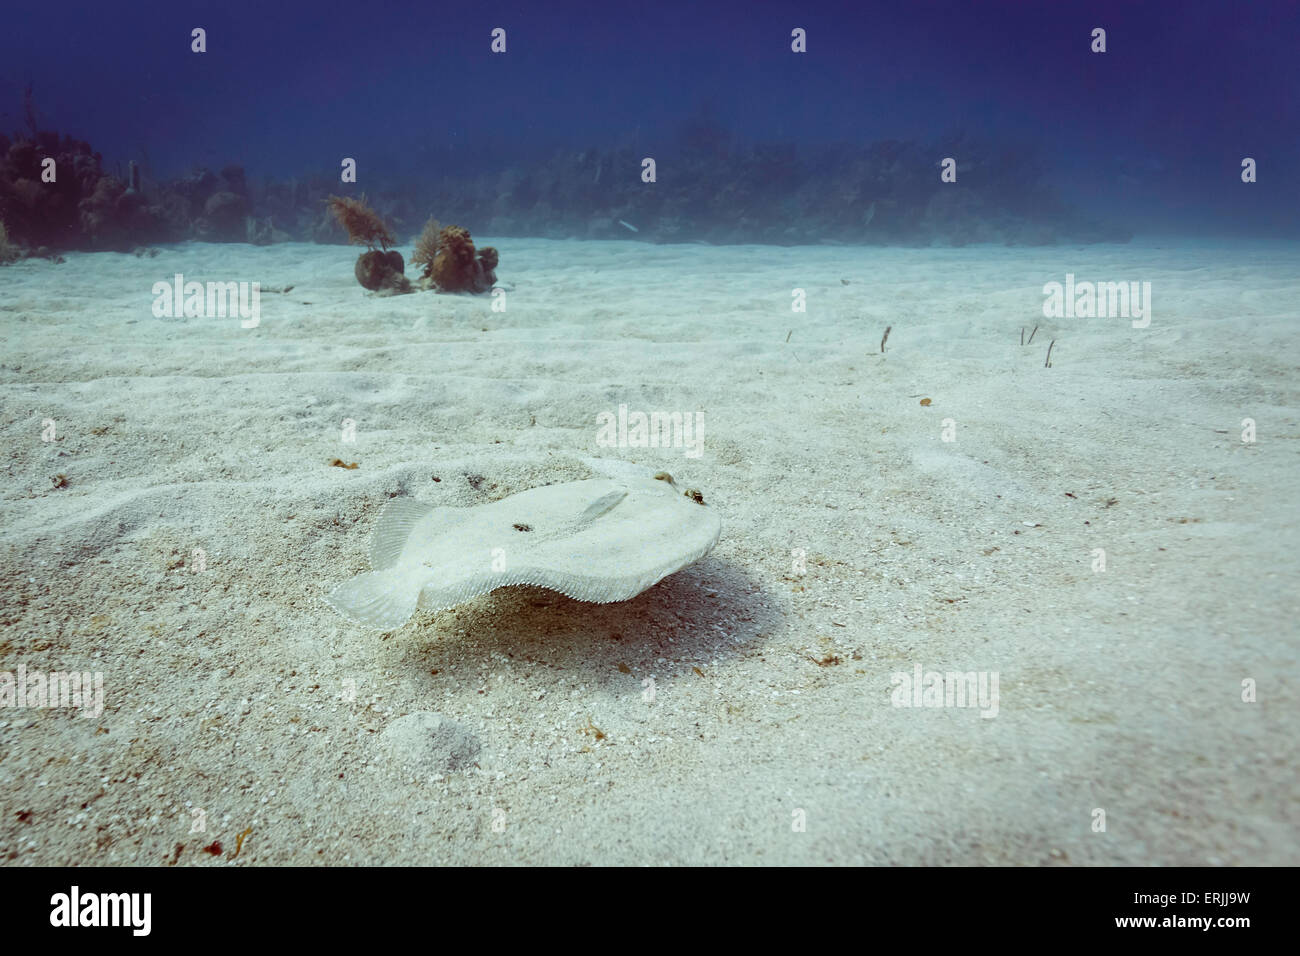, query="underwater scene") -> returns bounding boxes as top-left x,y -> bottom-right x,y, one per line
1,0 -> 1297,878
